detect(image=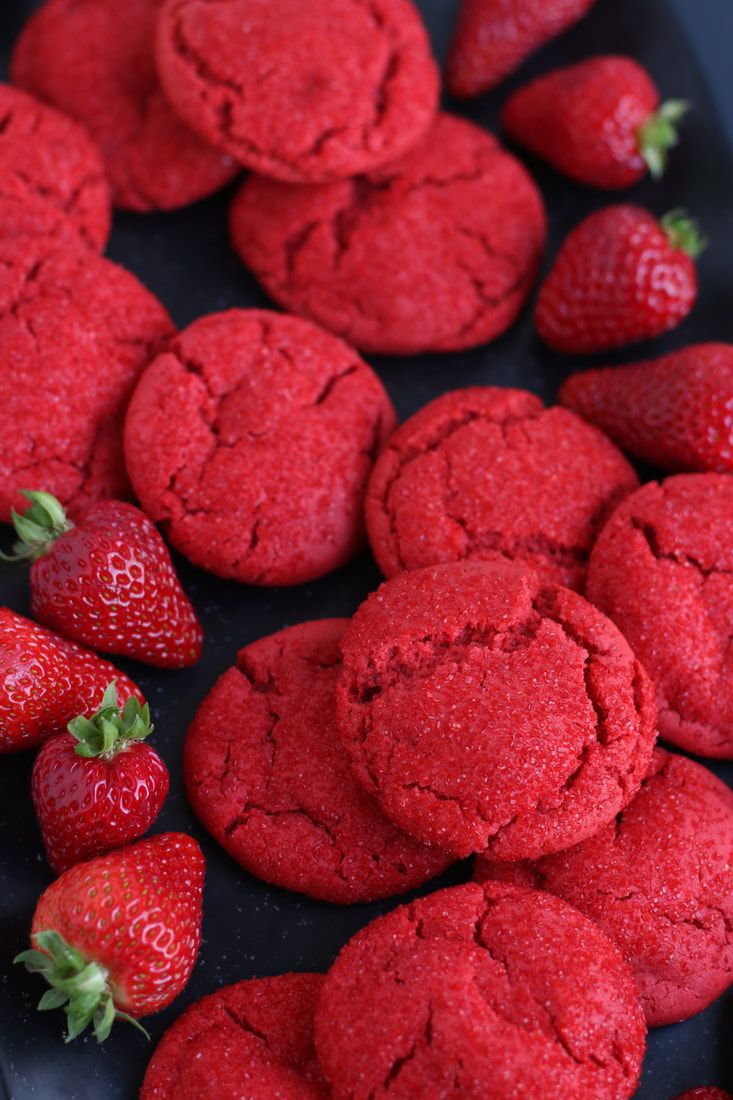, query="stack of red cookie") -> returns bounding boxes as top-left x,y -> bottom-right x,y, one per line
2,0 -> 733,1098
